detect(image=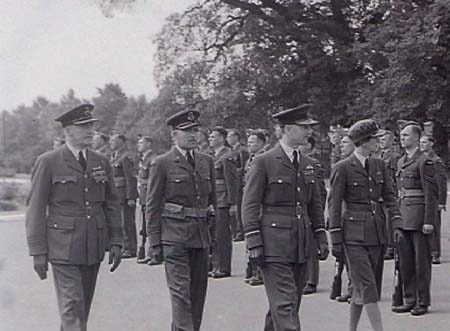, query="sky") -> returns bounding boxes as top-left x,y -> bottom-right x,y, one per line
0,0 -> 194,111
